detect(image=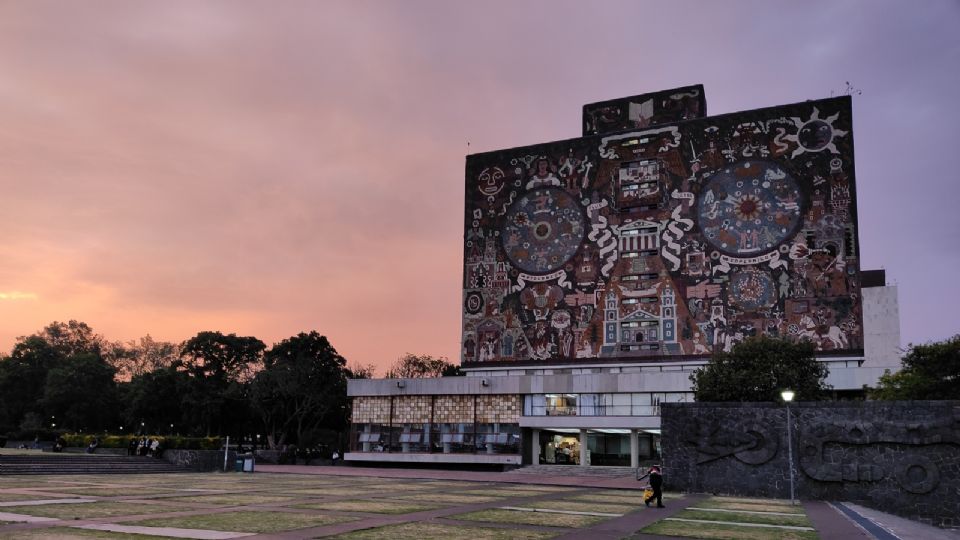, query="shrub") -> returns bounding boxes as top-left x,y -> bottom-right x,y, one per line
60,433 -> 221,450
